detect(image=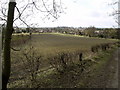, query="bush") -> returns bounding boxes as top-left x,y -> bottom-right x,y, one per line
91,45 -> 99,53
15,46 -> 43,88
